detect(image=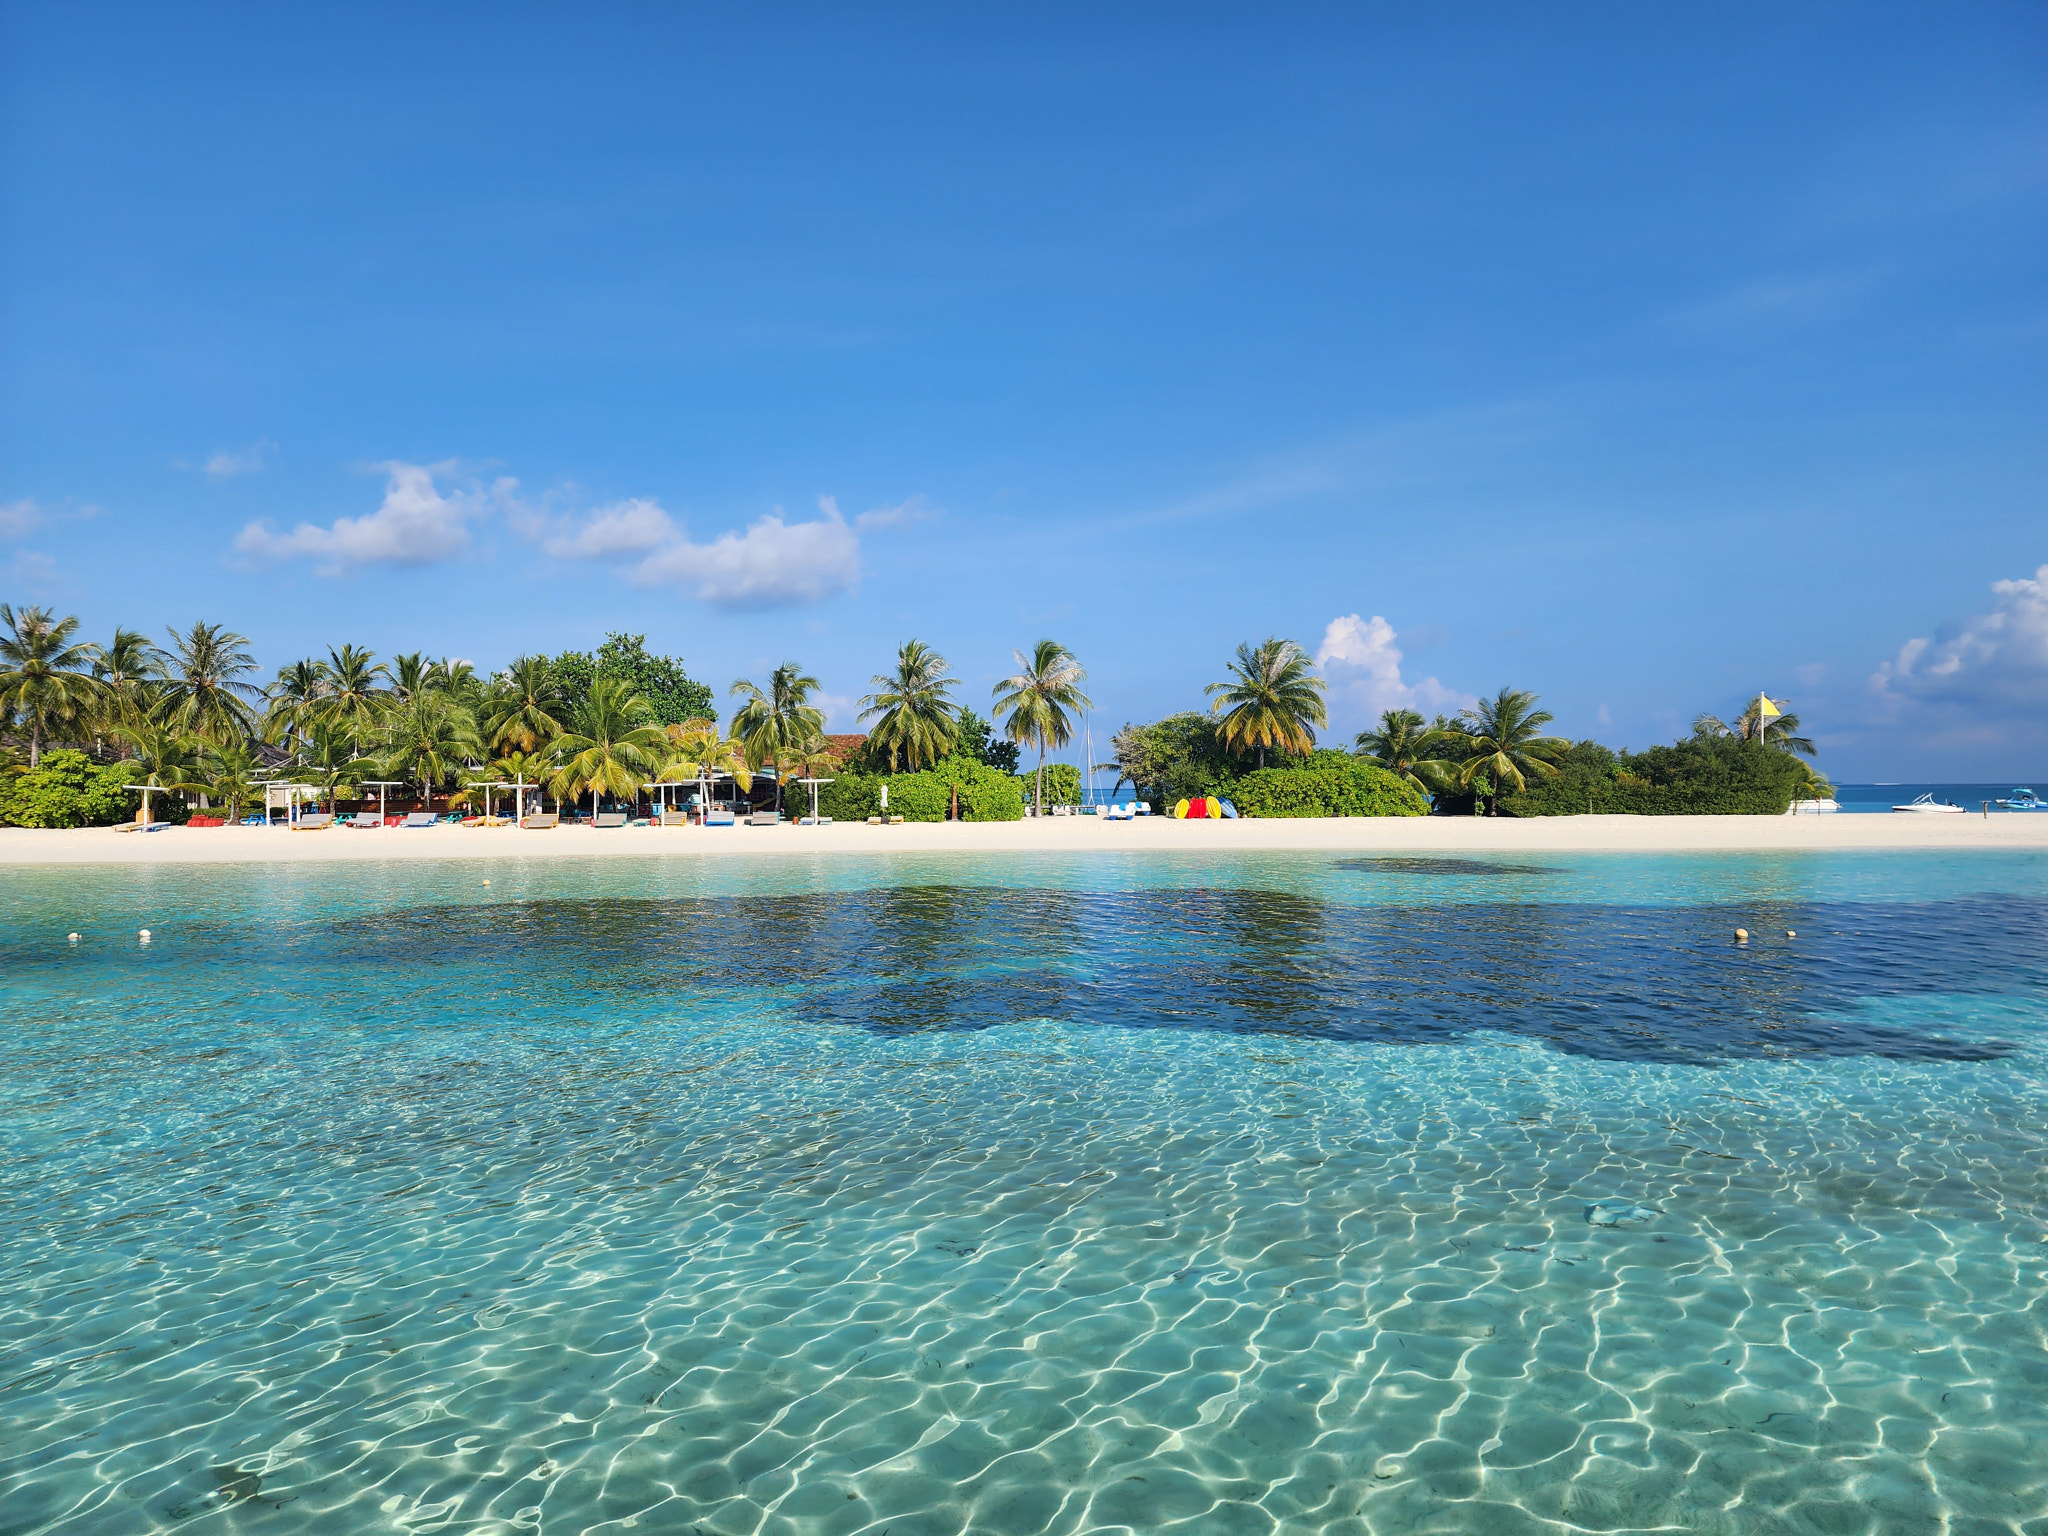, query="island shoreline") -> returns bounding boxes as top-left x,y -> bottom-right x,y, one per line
4,814 -> 2046,865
